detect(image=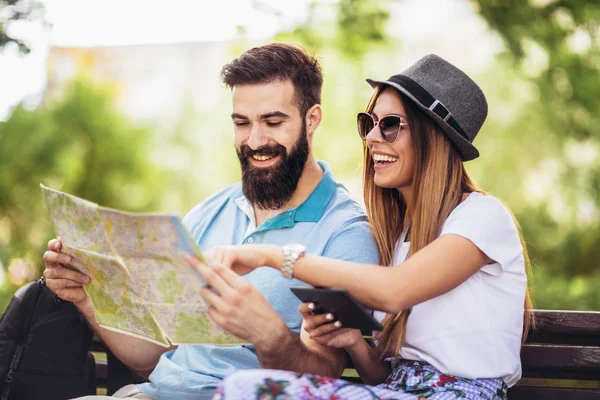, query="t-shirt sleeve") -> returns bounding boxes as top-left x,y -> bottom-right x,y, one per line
322,217 -> 381,266
440,194 -> 523,276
